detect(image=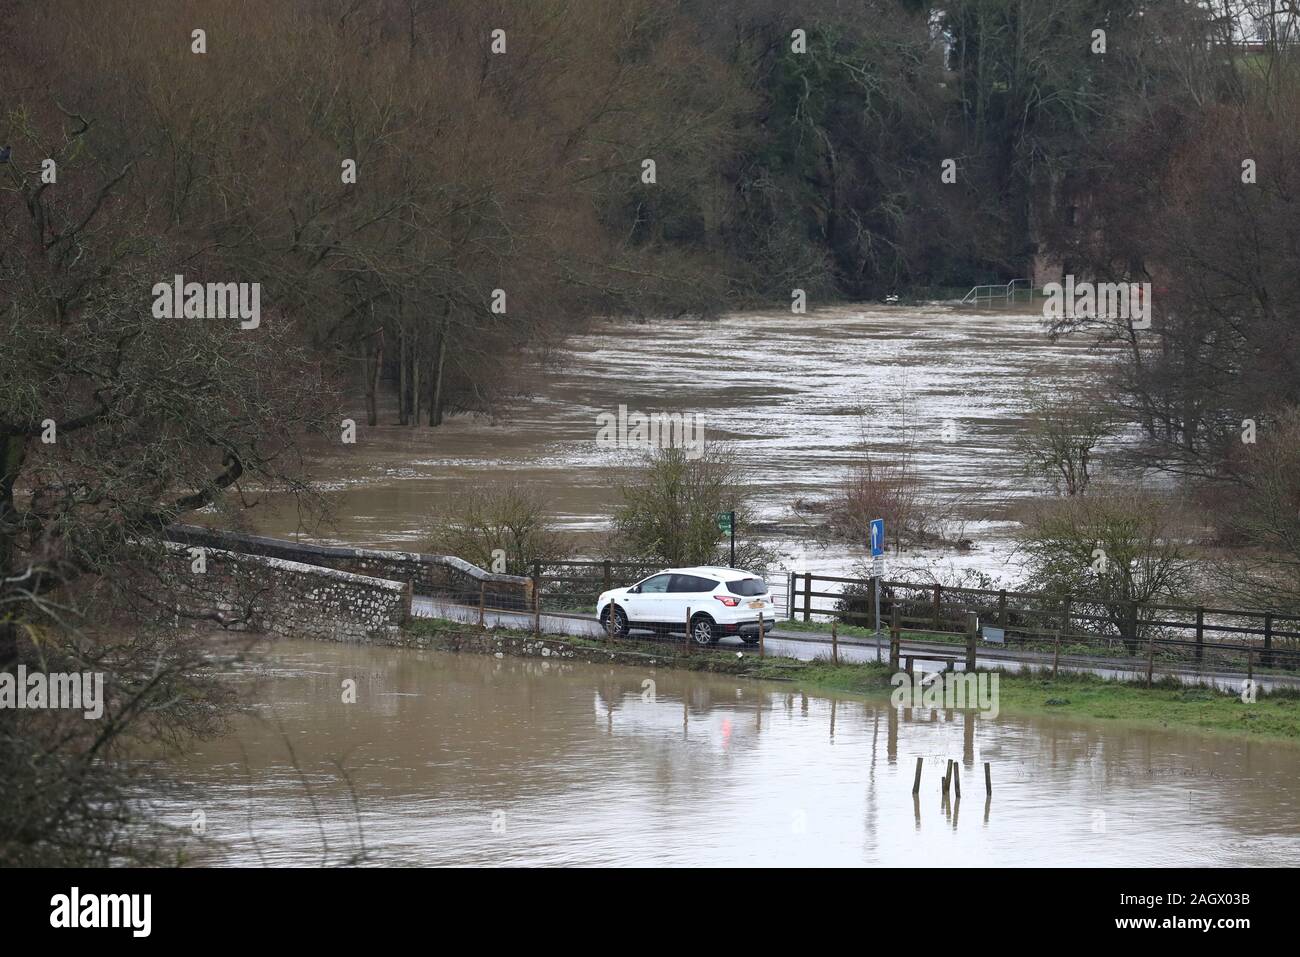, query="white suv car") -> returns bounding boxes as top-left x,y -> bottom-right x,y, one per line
597,567 -> 775,645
